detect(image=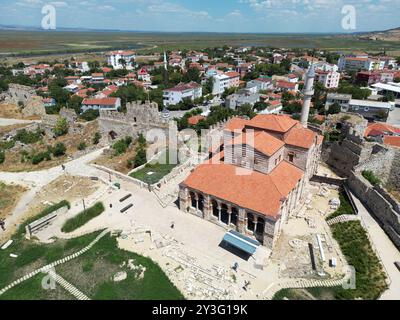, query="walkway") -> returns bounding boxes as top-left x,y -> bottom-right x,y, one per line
349,191 -> 400,300
0,229 -> 108,298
